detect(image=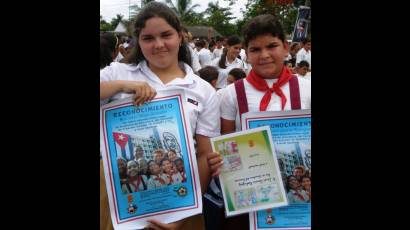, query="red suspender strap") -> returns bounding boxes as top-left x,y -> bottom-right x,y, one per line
234,79 -> 249,120
289,76 -> 301,110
